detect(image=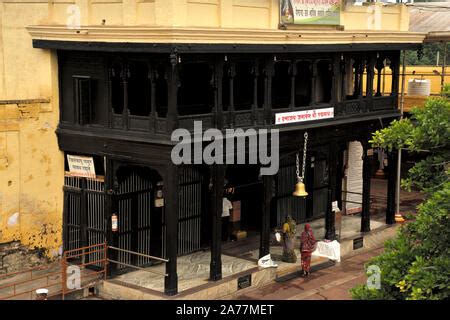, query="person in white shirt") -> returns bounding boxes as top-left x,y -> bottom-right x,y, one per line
222,197 -> 233,241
